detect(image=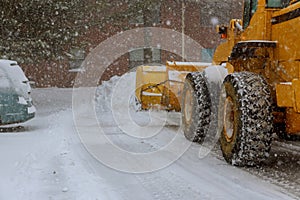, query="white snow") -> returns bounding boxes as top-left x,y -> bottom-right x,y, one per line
0,68 -> 10,89
238,40 -> 278,44
166,61 -> 212,67
27,105 -> 37,114
18,97 -> 28,105
141,91 -> 163,96
142,65 -> 166,72
0,72 -> 297,200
